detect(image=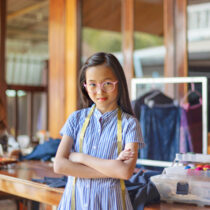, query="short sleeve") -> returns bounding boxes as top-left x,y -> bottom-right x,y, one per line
60,112 -> 77,140
123,117 -> 145,148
